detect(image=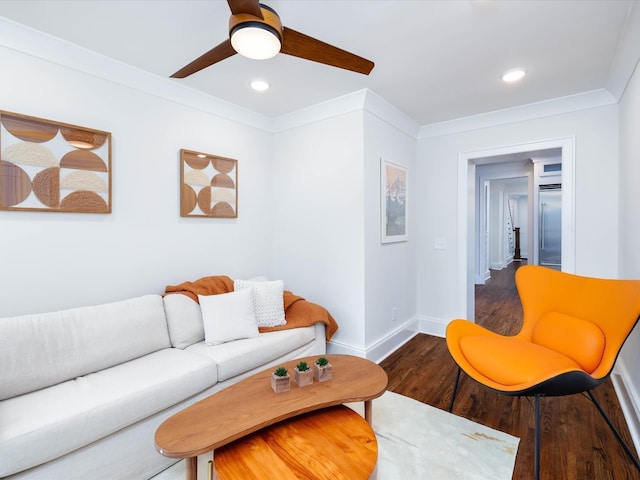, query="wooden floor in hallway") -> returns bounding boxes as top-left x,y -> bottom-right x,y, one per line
380,261 -> 640,480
